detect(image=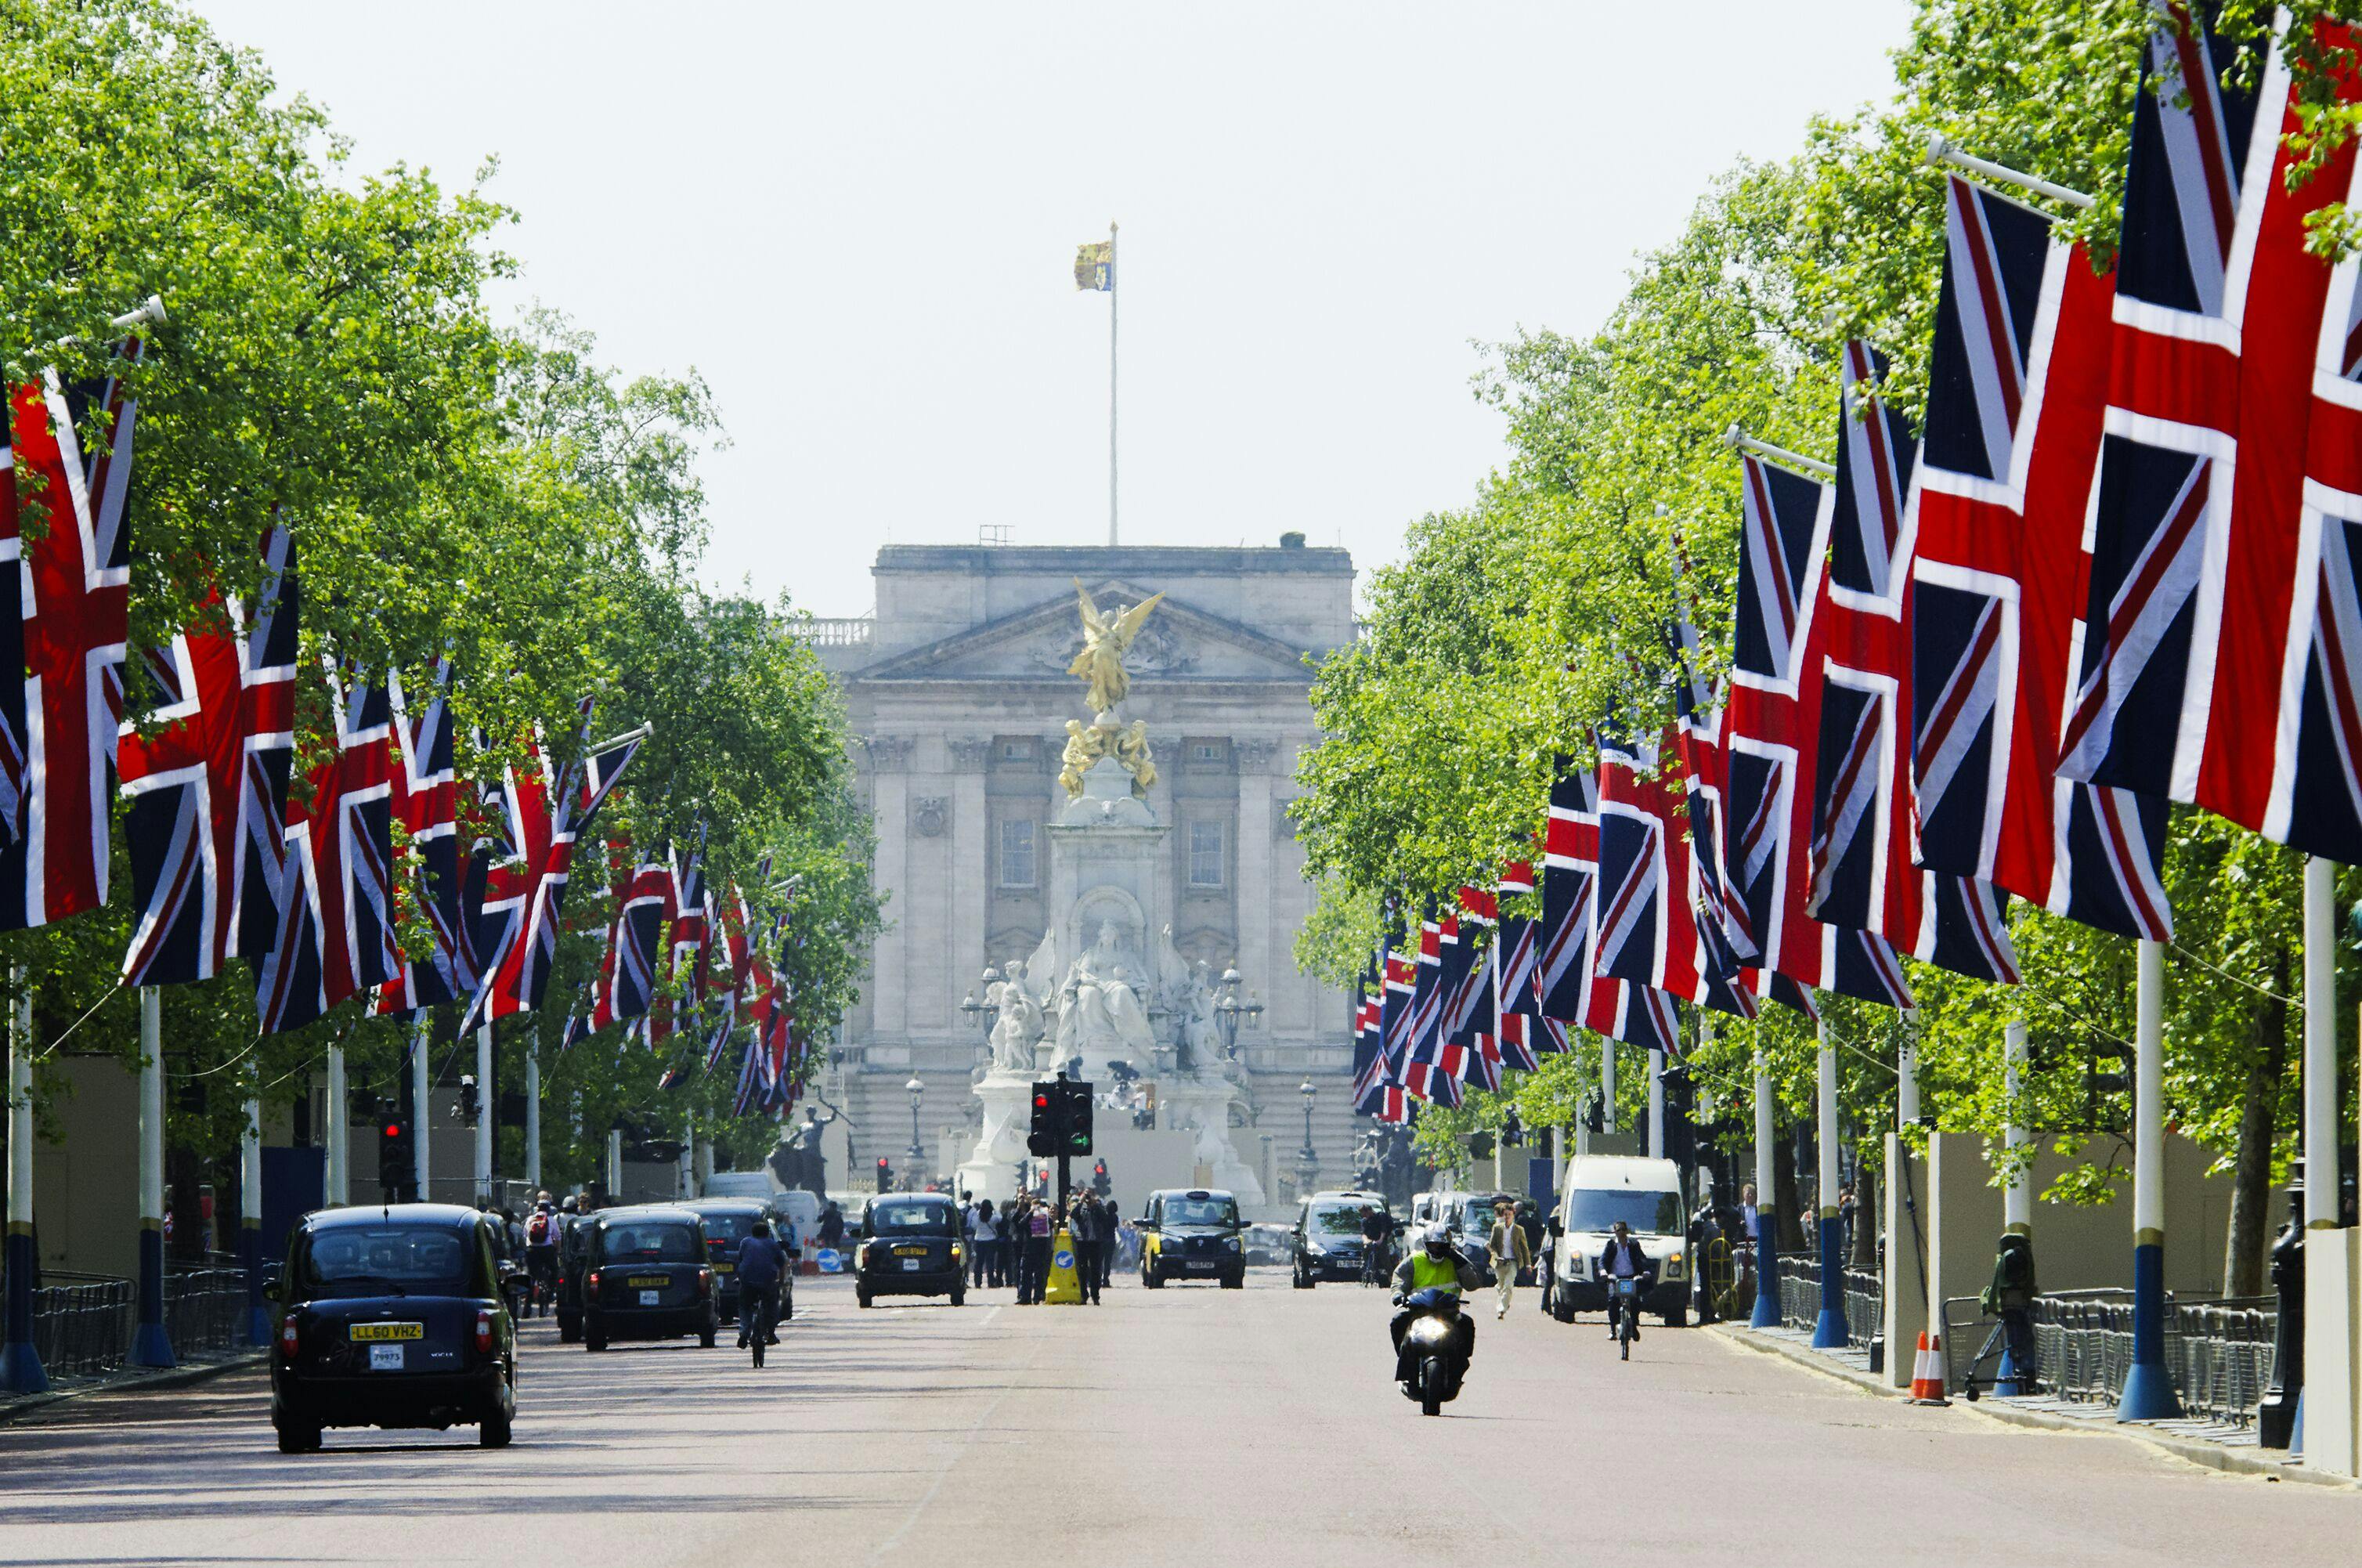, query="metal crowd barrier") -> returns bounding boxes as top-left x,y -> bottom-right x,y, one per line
1843,1267 -> 1883,1346
164,1255 -> 251,1356
1778,1255 -> 1818,1331
0,1268 -> 136,1377
1937,1288 -> 2277,1422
